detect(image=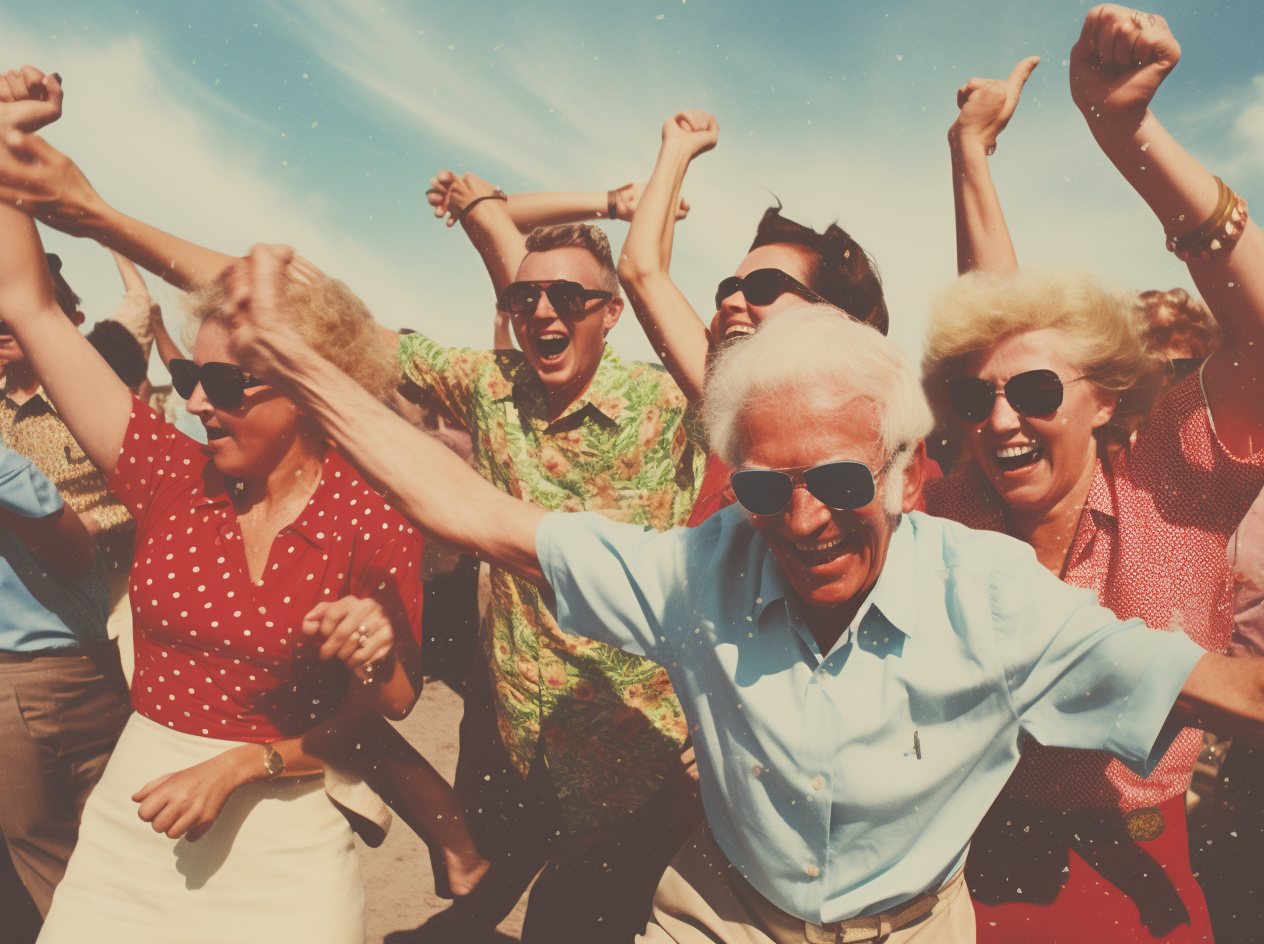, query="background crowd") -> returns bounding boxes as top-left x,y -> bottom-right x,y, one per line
2,5 -> 1264,944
